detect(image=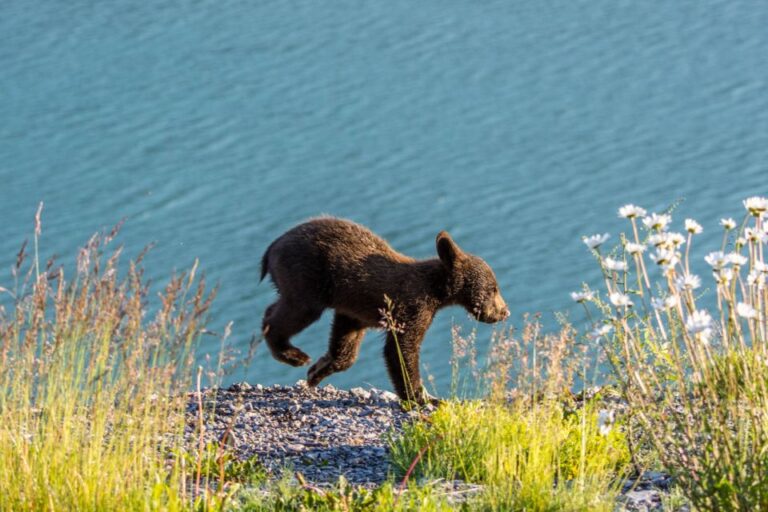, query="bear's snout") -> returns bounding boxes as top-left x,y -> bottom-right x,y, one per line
476,295 -> 510,324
